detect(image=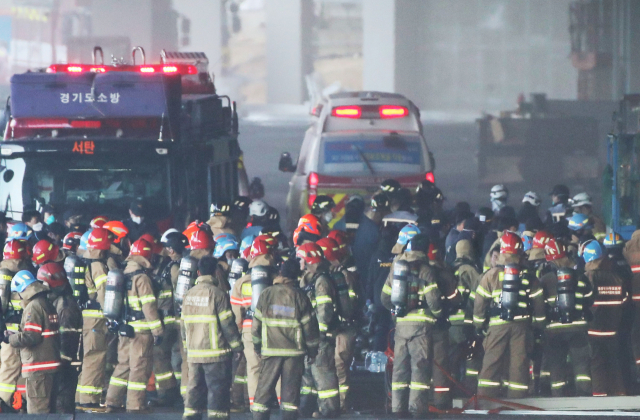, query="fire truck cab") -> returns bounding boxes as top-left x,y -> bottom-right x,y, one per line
0,48 -> 243,230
